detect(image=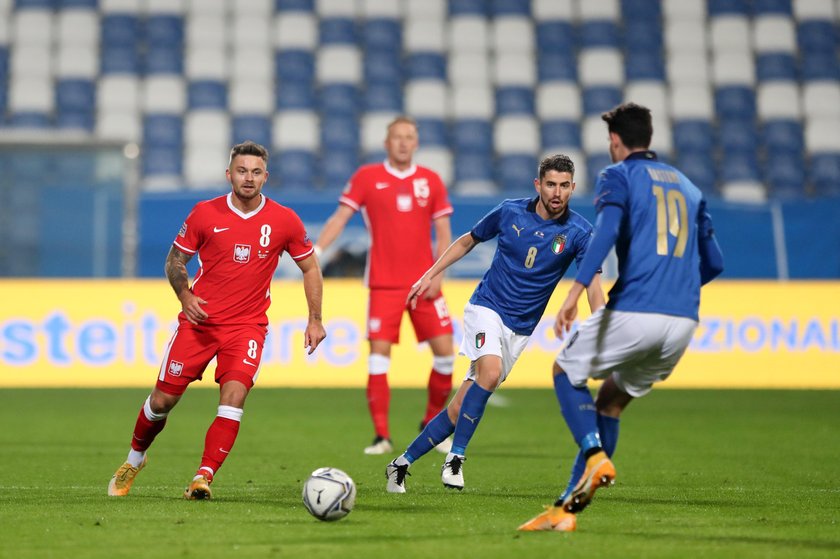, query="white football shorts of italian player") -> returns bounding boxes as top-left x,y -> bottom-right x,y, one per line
458,302 -> 531,388
557,308 -> 698,398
